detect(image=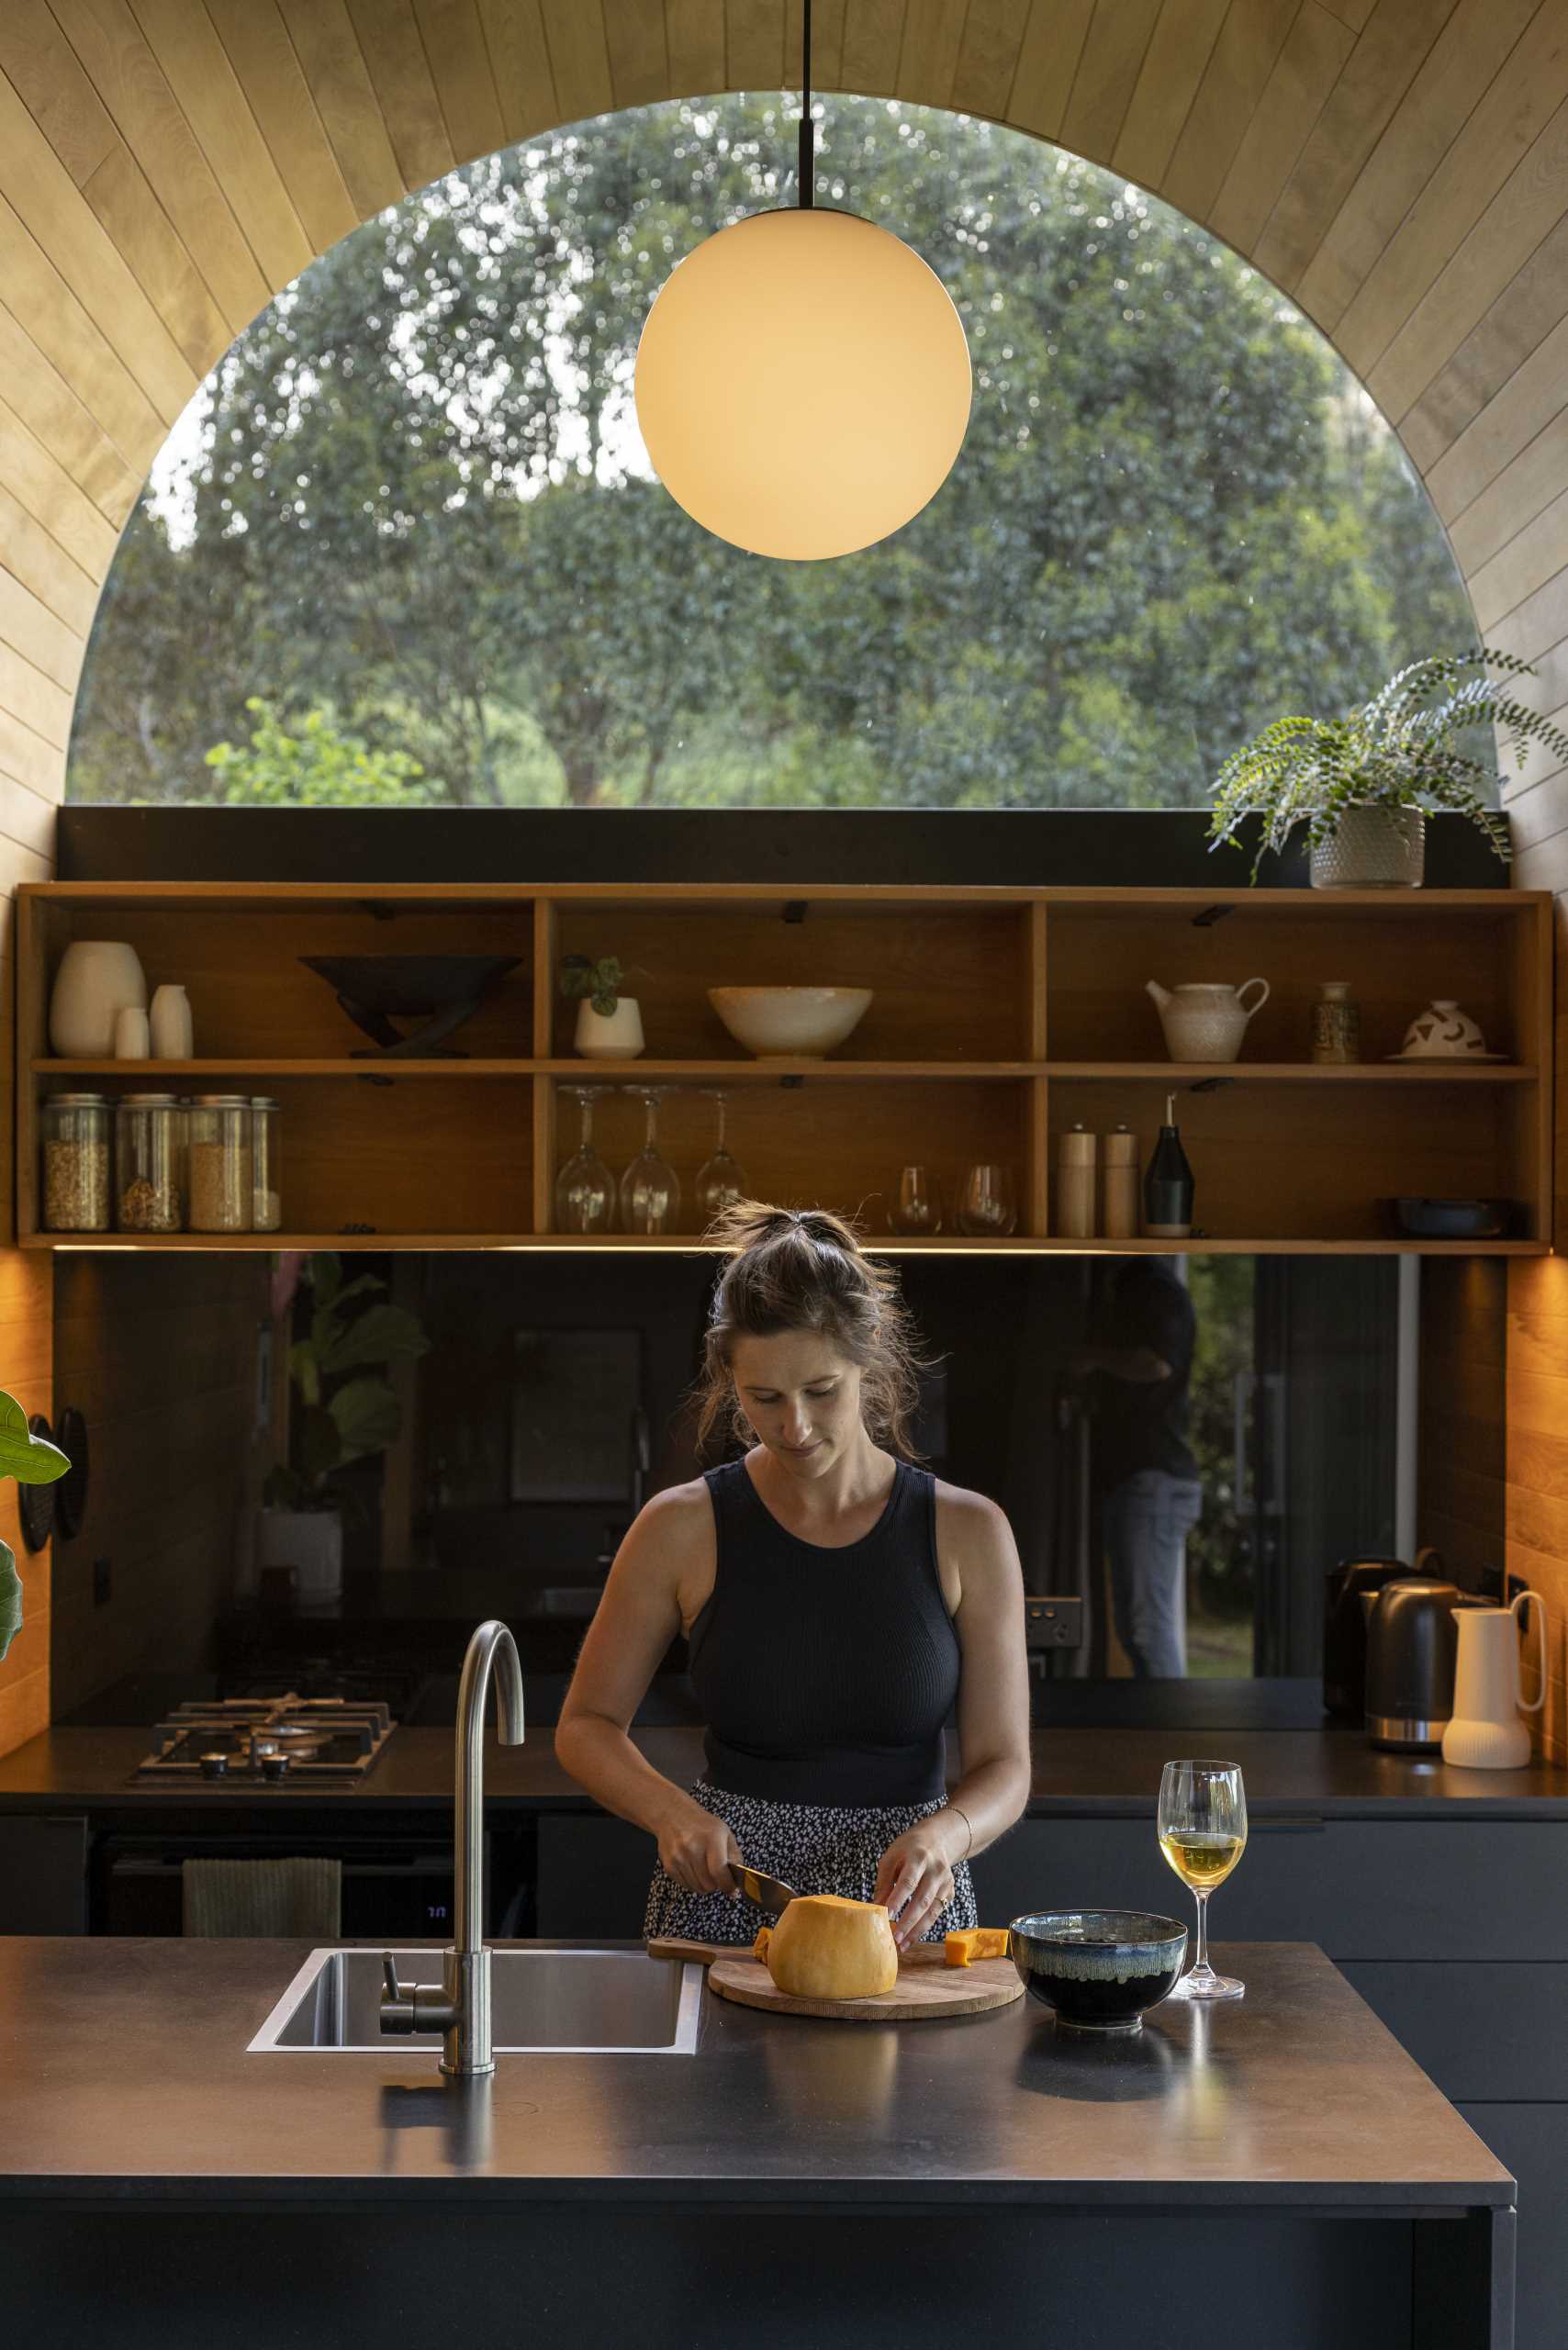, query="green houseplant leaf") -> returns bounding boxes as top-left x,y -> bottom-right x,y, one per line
0,1393 -> 70,1485
314,1303 -> 429,1379
0,1389 -> 70,1663
0,1541 -> 19,1665
328,1376 -> 402,1463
